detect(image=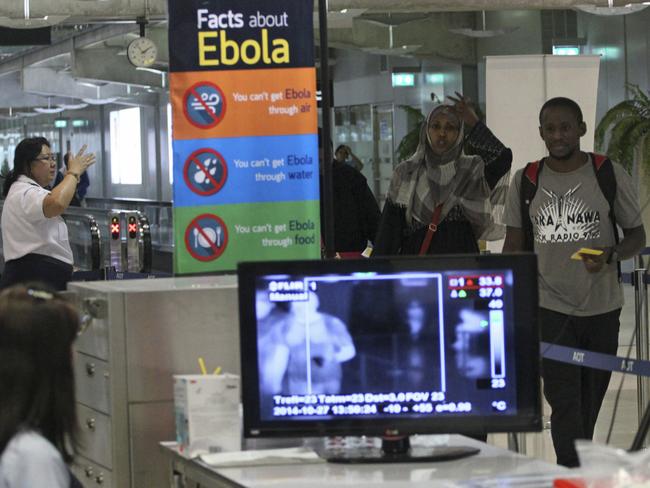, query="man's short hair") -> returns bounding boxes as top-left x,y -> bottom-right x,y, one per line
539,97 -> 583,125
